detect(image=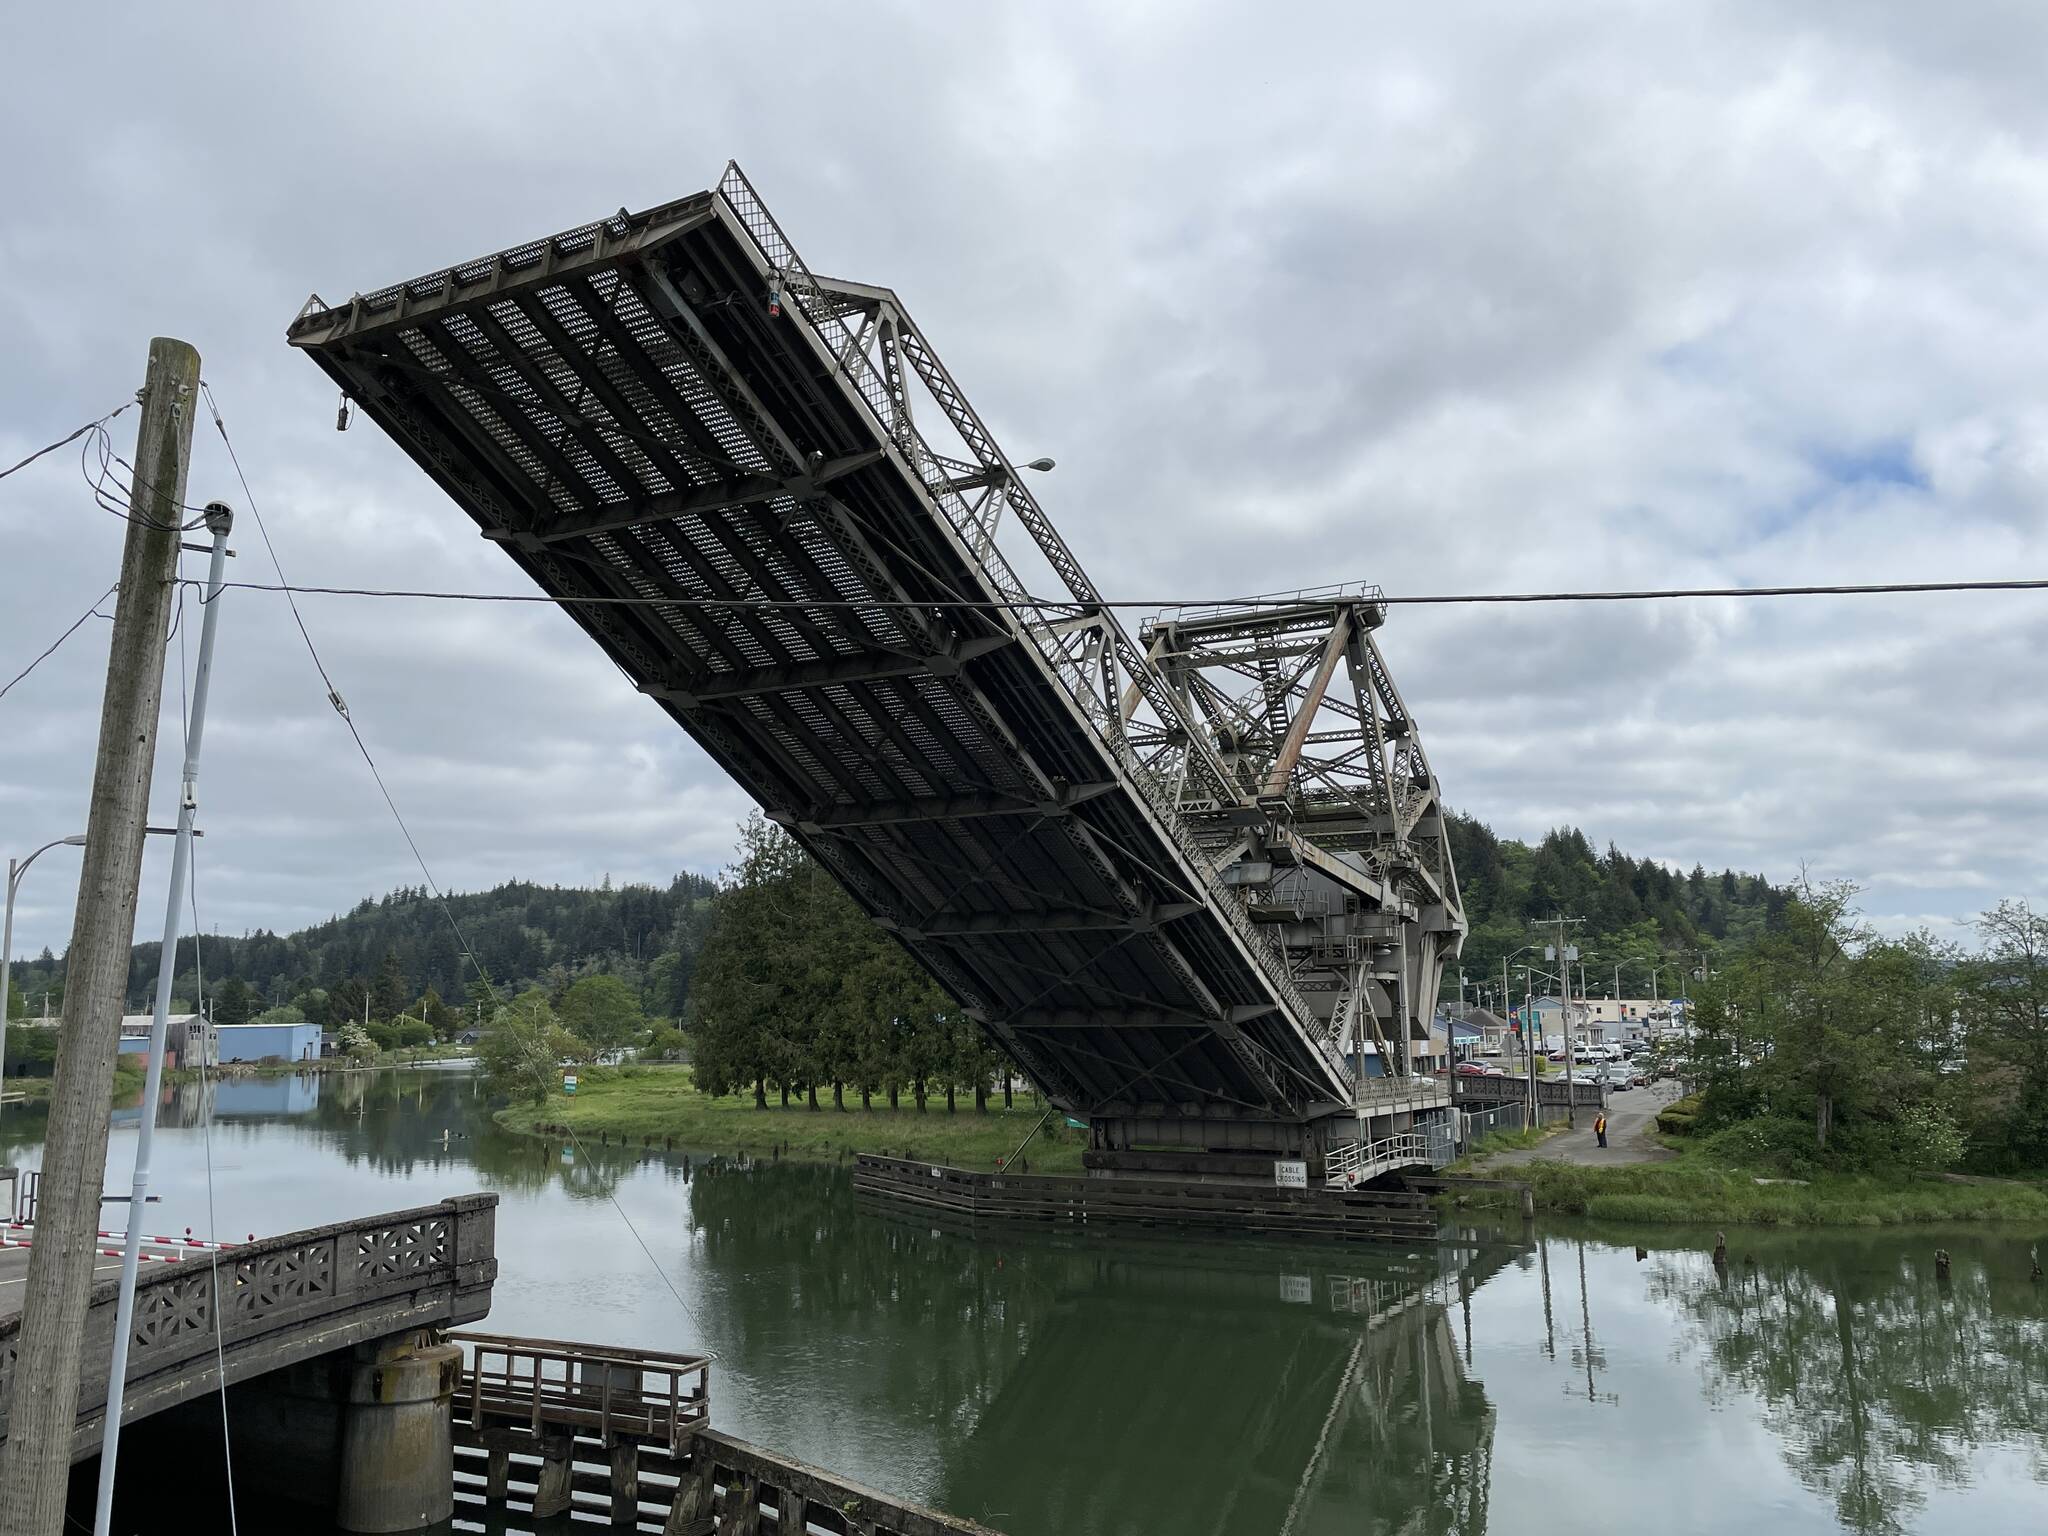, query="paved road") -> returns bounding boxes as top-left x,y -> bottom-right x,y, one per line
0,1246 -> 129,1321
1480,1079 -> 1682,1167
